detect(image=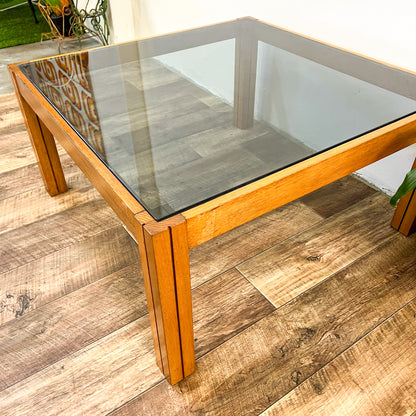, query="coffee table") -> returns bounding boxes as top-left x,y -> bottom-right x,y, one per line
9,17 -> 416,384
